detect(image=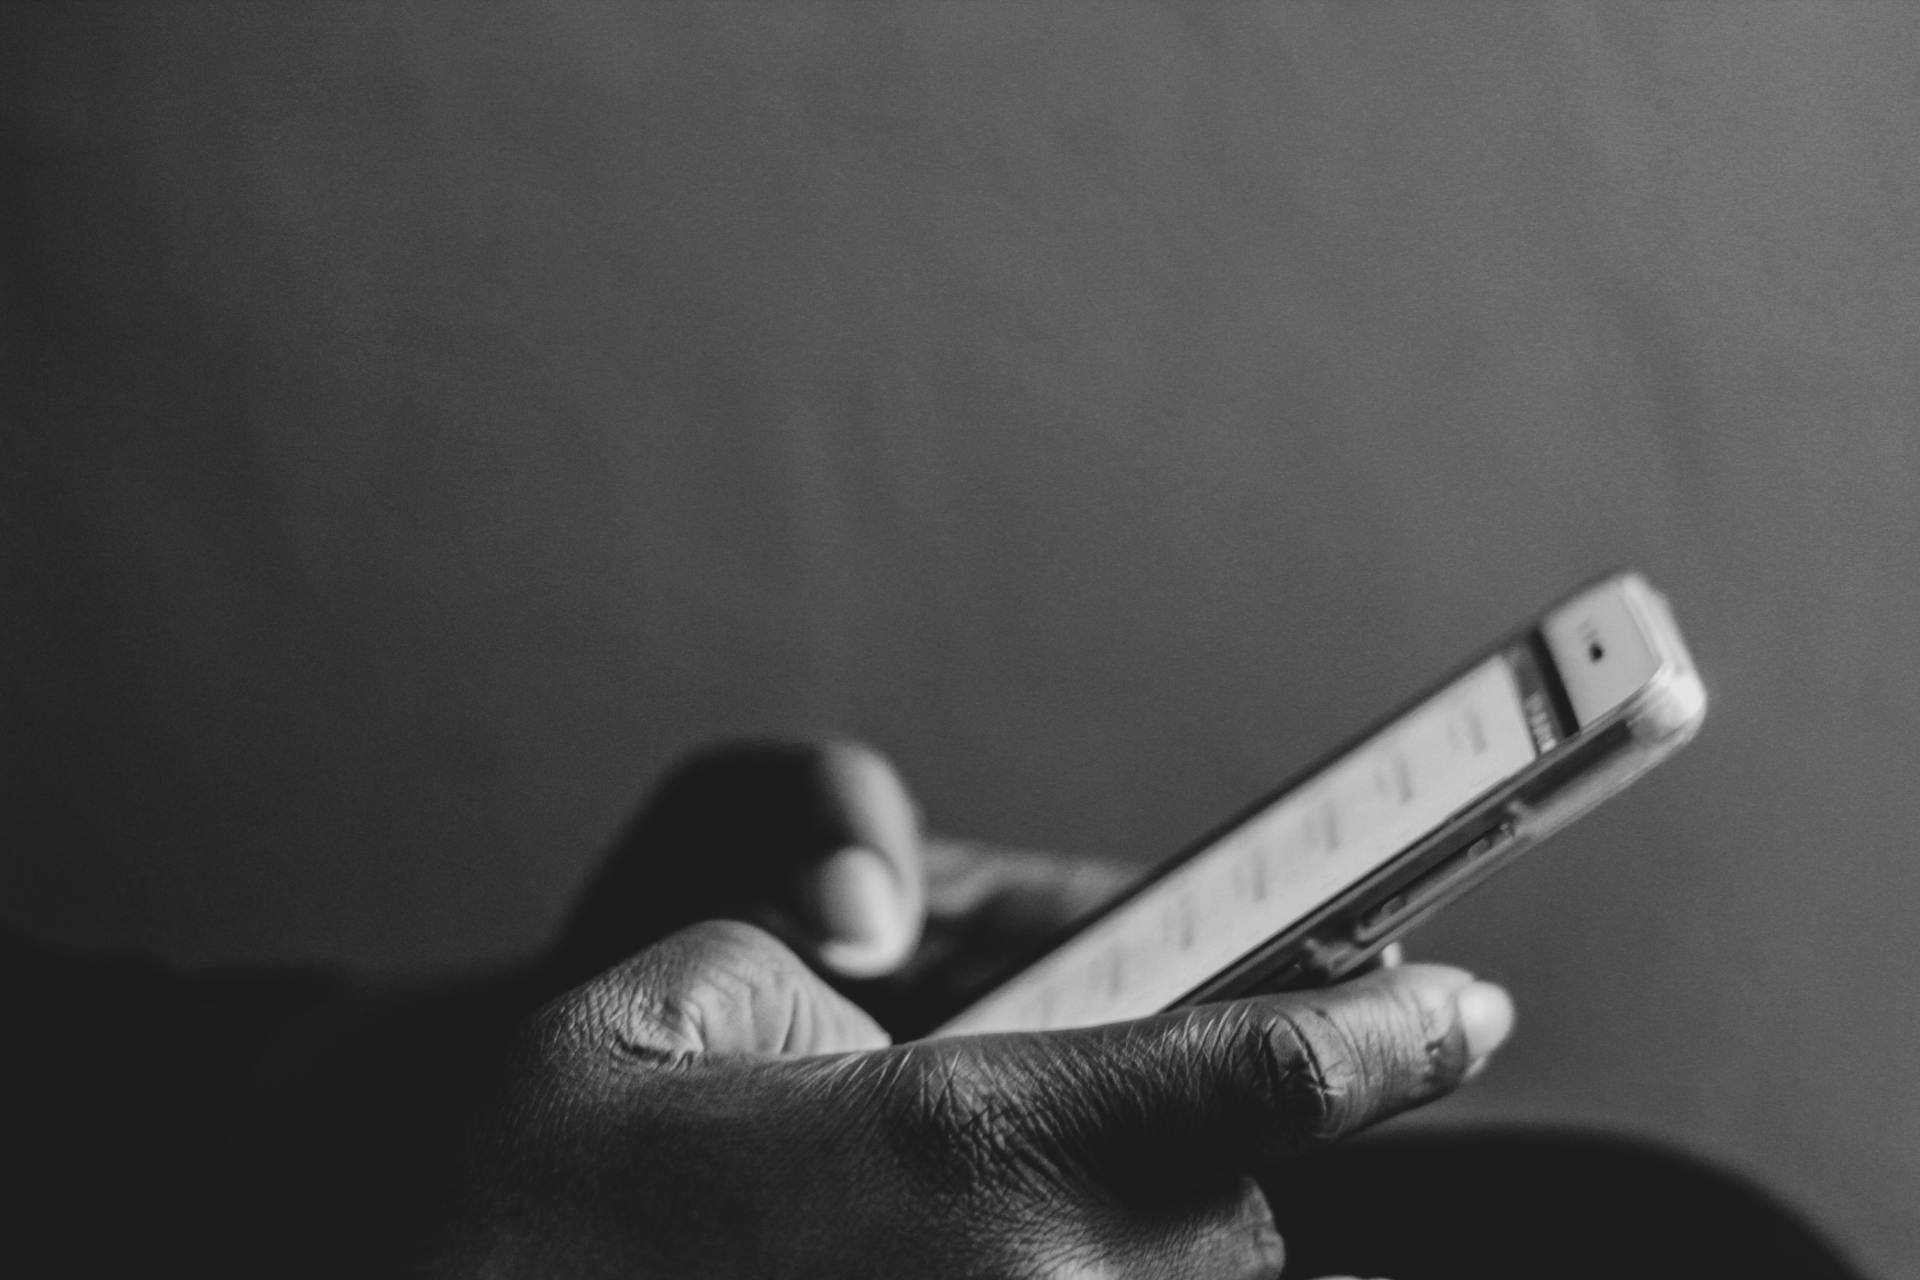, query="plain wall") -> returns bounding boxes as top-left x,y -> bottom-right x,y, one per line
5,4 -> 1917,1272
